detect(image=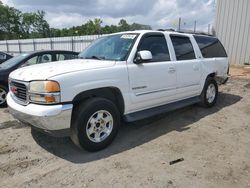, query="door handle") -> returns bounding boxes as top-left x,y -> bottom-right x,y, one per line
168,67 -> 176,73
